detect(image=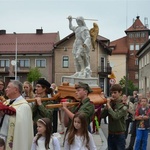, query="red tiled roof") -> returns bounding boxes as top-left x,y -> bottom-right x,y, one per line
110,36 -> 128,54
54,33 -> 111,55
0,32 -> 59,54
97,35 -> 109,41
54,33 -> 74,46
54,33 -> 109,47
125,16 -> 150,32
